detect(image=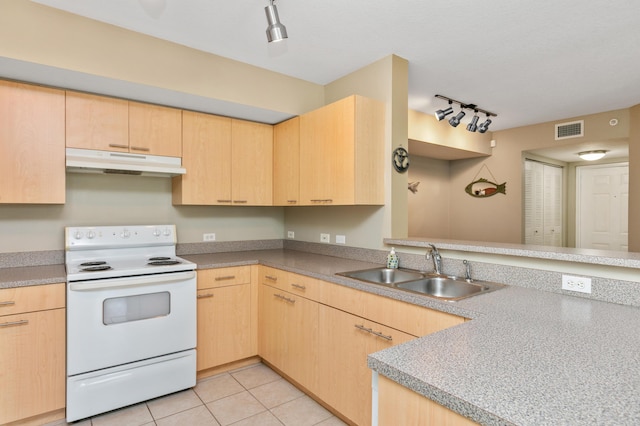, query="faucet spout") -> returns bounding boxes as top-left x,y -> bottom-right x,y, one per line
427,244 -> 442,275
